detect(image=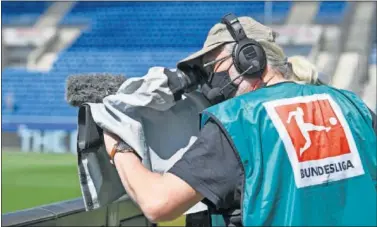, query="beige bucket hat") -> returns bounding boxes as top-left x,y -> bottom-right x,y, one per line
177,16 -> 277,71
